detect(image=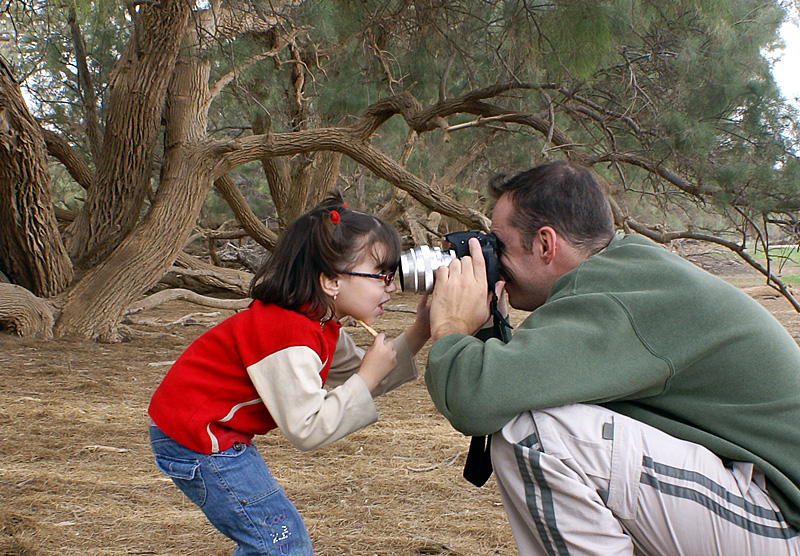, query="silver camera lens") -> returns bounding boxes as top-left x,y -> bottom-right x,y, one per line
398,245 -> 456,294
